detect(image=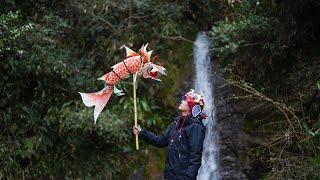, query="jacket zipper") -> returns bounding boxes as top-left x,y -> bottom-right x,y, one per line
178,149 -> 180,162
